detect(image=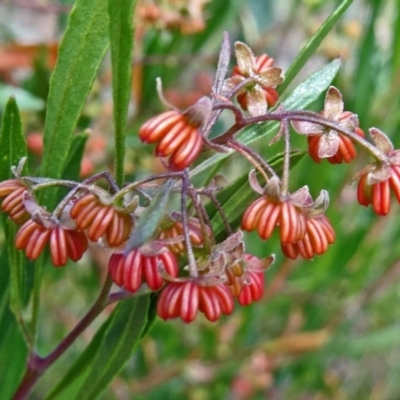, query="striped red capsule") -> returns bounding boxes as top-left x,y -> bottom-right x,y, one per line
357,166 -> 400,216
15,219 -> 88,267
237,270 -> 265,306
157,280 -> 234,323
281,214 -> 335,259
0,179 -> 30,224
139,97 -> 210,171
108,247 -> 179,293
70,193 -> 133,247
241,197 -> 306,244
356,128 -> 400,216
